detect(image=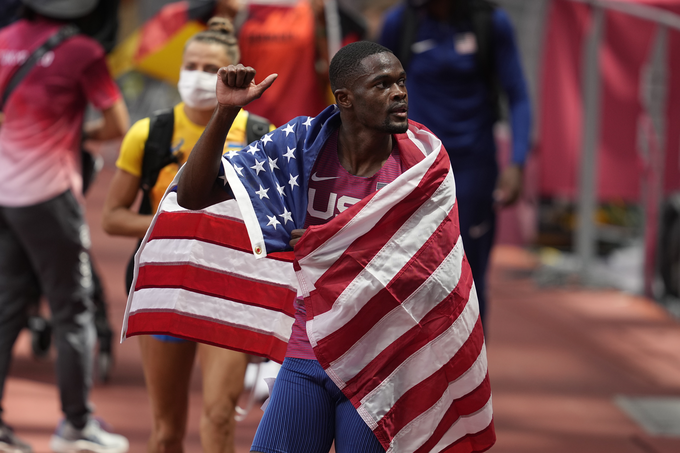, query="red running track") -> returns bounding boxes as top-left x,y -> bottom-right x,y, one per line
4,156 -> 680,453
